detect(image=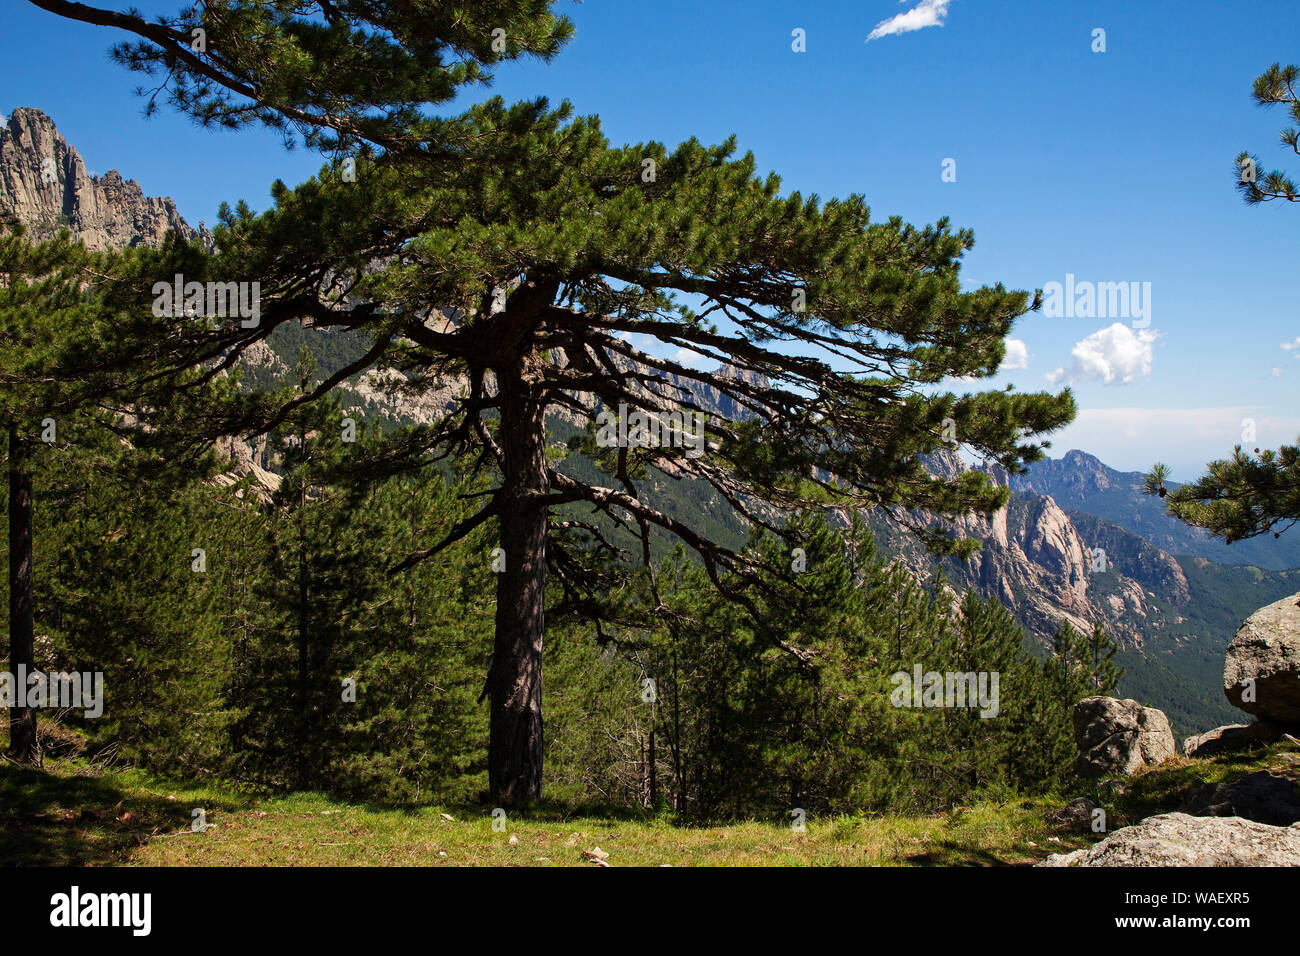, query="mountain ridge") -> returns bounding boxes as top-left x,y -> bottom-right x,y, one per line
1009,448 -> 1300,571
